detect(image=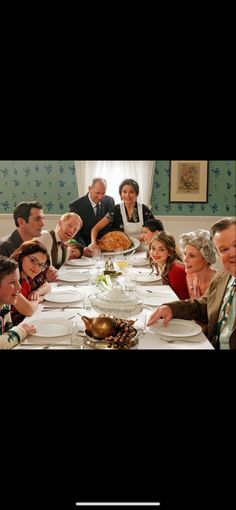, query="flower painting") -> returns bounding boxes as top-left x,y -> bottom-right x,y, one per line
170,161 -> 208,202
